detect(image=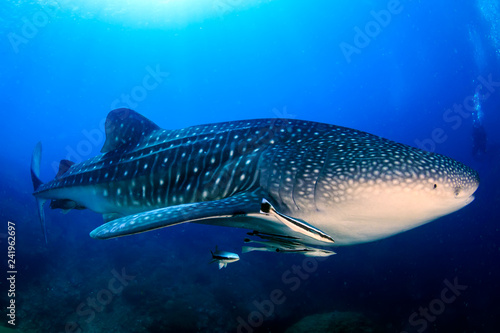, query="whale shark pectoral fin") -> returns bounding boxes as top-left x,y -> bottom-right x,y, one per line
89,191 -> 335,243
260,199 -> 335,244
90,192 -> 263,239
